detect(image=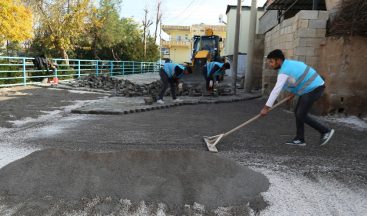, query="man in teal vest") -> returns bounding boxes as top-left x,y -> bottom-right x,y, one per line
157,63 -> 192,104
260,49 -> 335,146
203,61 -> 230,90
